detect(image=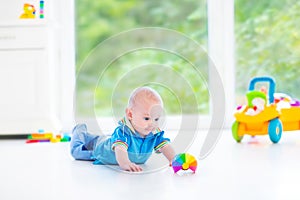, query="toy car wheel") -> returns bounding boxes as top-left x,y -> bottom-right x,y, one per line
232,121 -> 243,142
268,118 -> 282,143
